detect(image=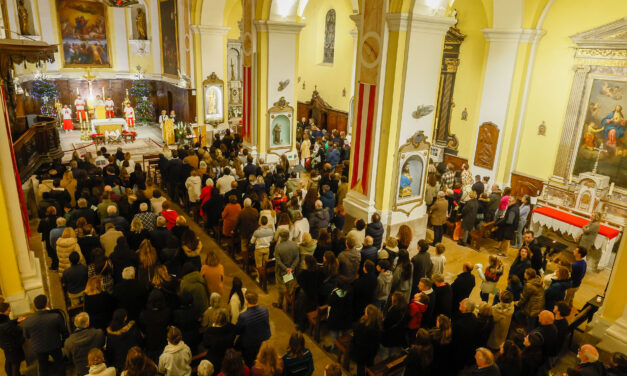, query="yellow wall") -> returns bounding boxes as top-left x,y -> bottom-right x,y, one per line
514,0 -> 627,179
296,0 -> 355,112
446,0 -> 489,160
0,183 -> 24,298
